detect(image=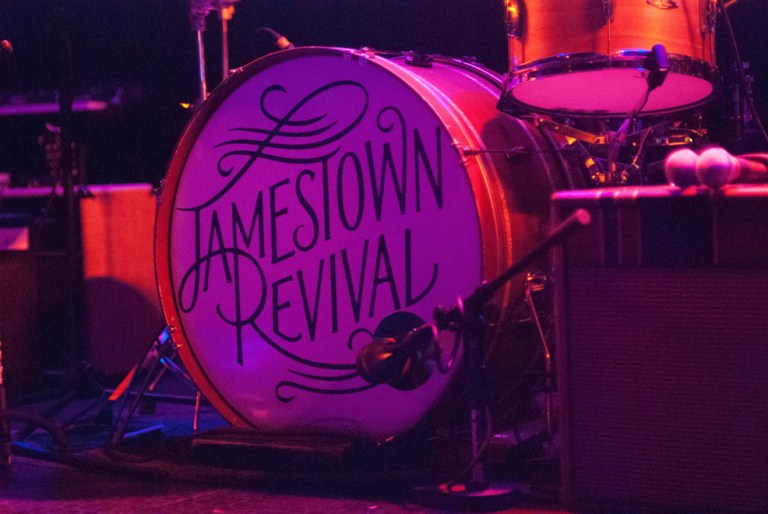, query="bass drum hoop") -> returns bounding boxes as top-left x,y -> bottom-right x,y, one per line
155,47 -> 578,441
